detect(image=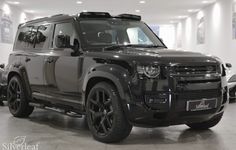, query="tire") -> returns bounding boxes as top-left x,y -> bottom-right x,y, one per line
186,113 -> 223,130
86,82 -> 132,143
7,76 -> 34,118
229,86 -> 236,102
